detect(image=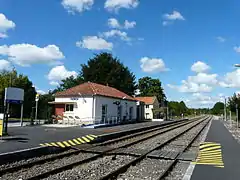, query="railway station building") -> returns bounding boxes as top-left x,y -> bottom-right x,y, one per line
49,82 -> 145,125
